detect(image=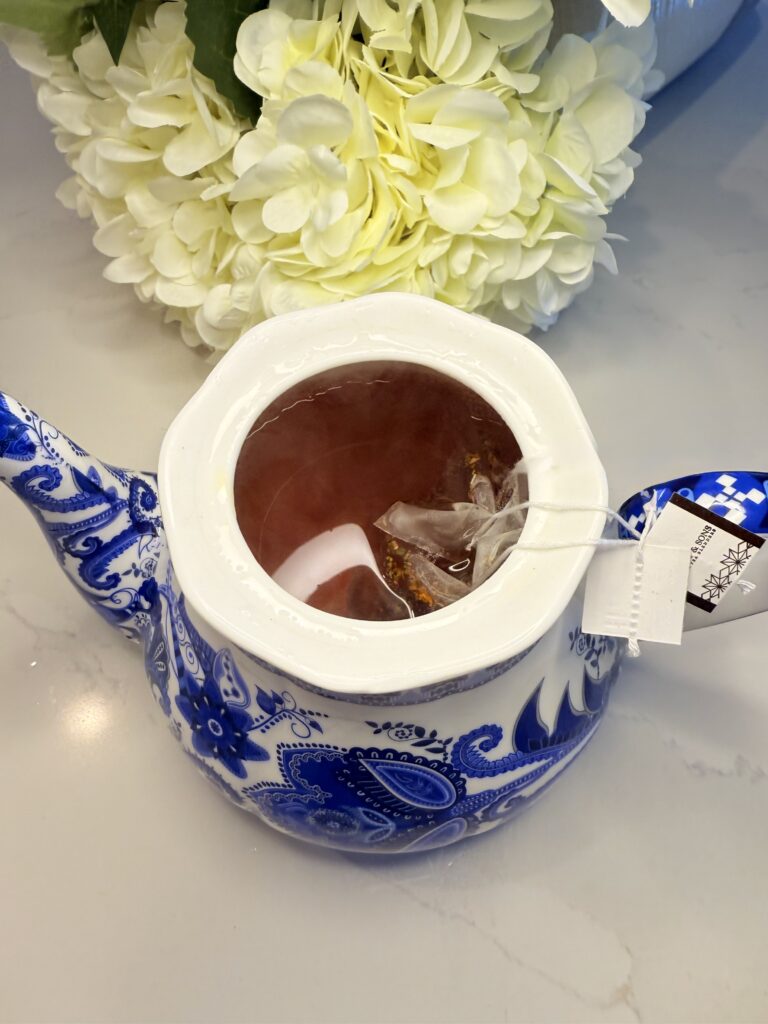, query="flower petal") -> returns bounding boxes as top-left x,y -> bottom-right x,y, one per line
599,0 -> 651,27
163,119 -> 230,176
426,184 -> 487,233
103,253 -> 152,284
278,96 -> 354,149
230,144 -> 308,200
151,233 -> 193,278
543,35 -> 598,95
93,213 -> 136,257
96,138 -> 158,163
154,279 -> 209,307
232,200 -> 273,243
575,83 -> 637,165
263,185 -> 312,233
37,85 -> 92,136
